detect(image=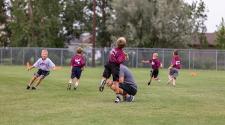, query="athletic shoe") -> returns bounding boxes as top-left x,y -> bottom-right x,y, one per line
126,95 -> 135,102
67,83 -> 71,90
26,85 -> 30,90
31,87 -> 36,90
99,79 -> 106,92
114,96 -> 121,103
147,81 -> 151,86
73,86 -> 77,90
